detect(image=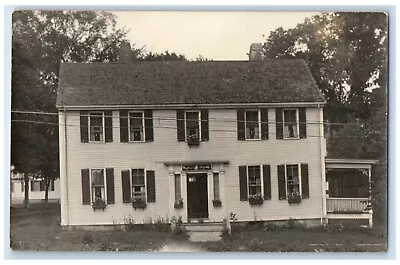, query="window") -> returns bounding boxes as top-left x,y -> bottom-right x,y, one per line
21,182 -> 24,192
247,166 -> 262,196
245,110 -> 260,140
185,111 -> 200,141
129,112 -> 145,142
89,112 -> 104,142
213,172 -> 220,200
283,109 -> 298,139
286,164 -> 300,195
91,169 -> 105,203
31,181 -> 41,192
174,174 -> 181,201
132,169 -> 146,201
